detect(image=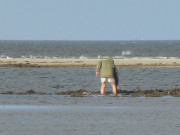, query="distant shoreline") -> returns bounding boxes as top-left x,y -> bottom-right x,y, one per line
0,58 -> 180,68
